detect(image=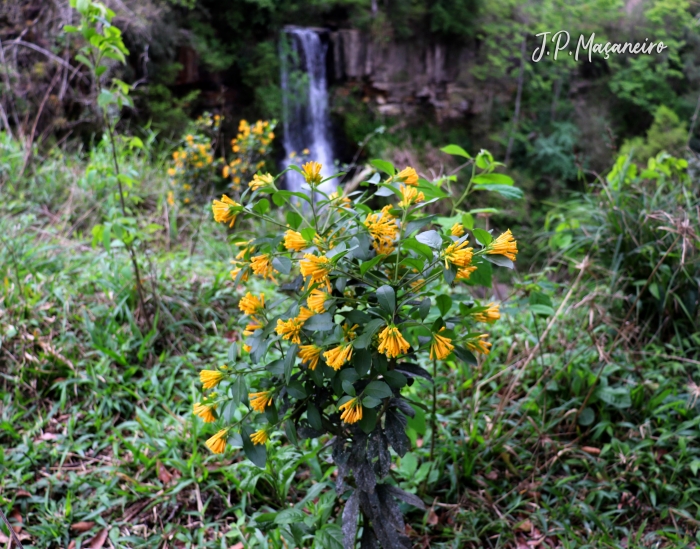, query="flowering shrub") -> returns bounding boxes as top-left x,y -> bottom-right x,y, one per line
168,112 -> 222,205
222,119 -> 276,192
197,147 -> 520,547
